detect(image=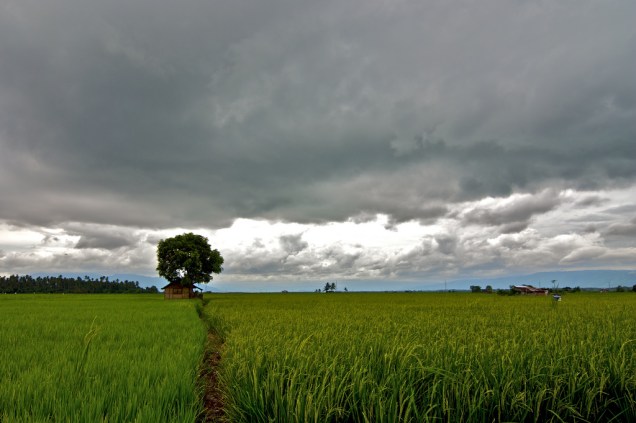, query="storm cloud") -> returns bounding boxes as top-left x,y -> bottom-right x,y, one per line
1,0 -> 635,285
